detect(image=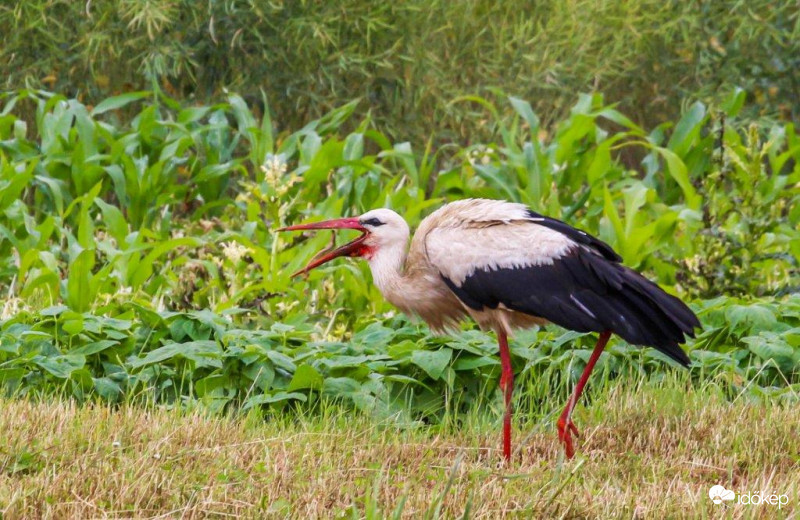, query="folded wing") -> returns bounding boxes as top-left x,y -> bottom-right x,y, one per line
424,202 -> 699,366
